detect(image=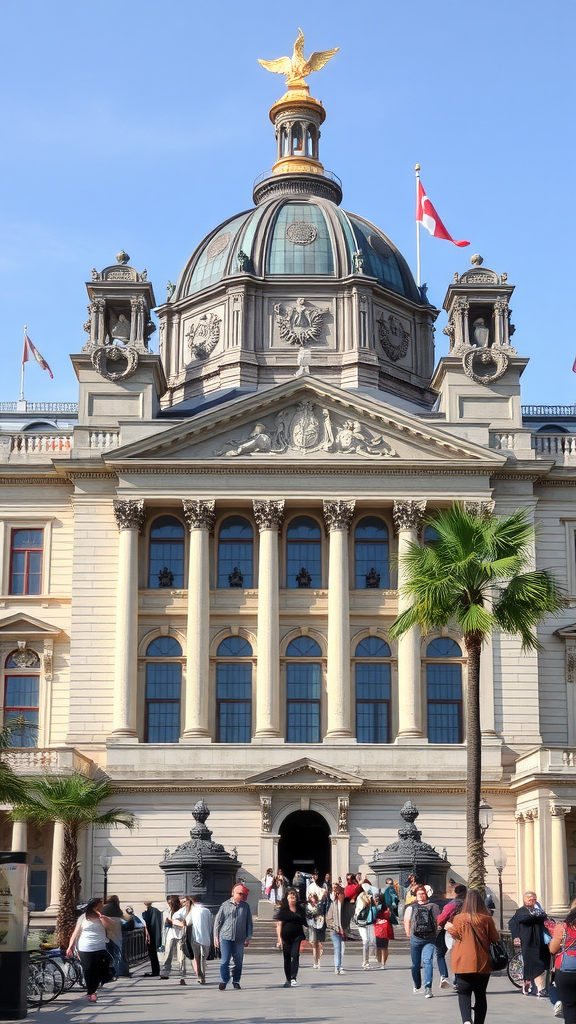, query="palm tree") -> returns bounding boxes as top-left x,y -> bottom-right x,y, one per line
389,504 -> 562,893
11,773 -> 134,947
0,719 -> 27,804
